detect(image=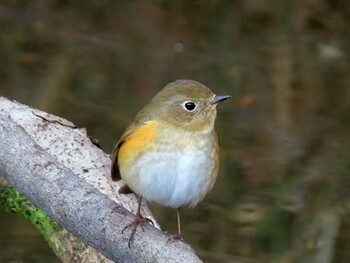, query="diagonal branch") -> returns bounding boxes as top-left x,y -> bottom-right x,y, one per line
0,97 -> 202,263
